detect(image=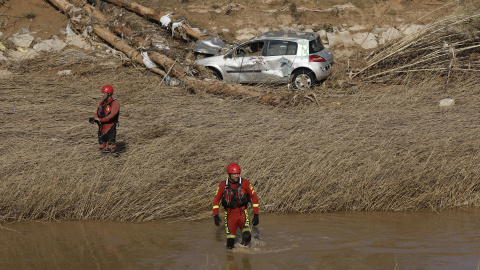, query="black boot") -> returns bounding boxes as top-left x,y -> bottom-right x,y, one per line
227,238 -> 235,249
242,231 -> 251,246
